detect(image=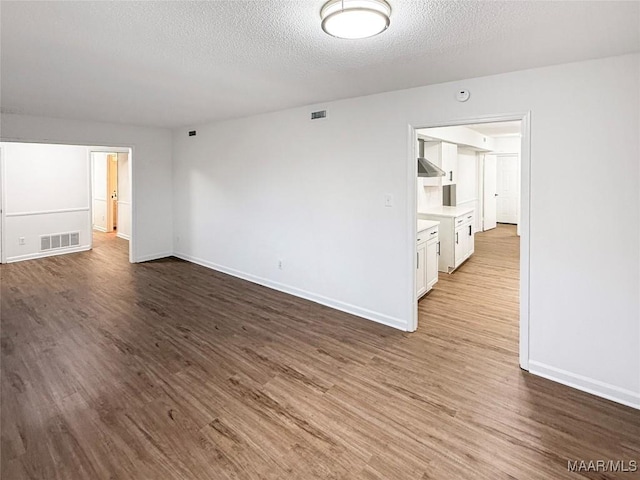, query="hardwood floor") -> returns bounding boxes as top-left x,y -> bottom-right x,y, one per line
1,227 -> 638,479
